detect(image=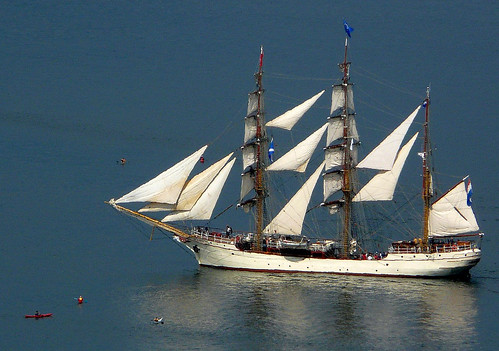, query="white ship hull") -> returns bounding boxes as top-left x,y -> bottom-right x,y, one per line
181,237 -> 481,277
